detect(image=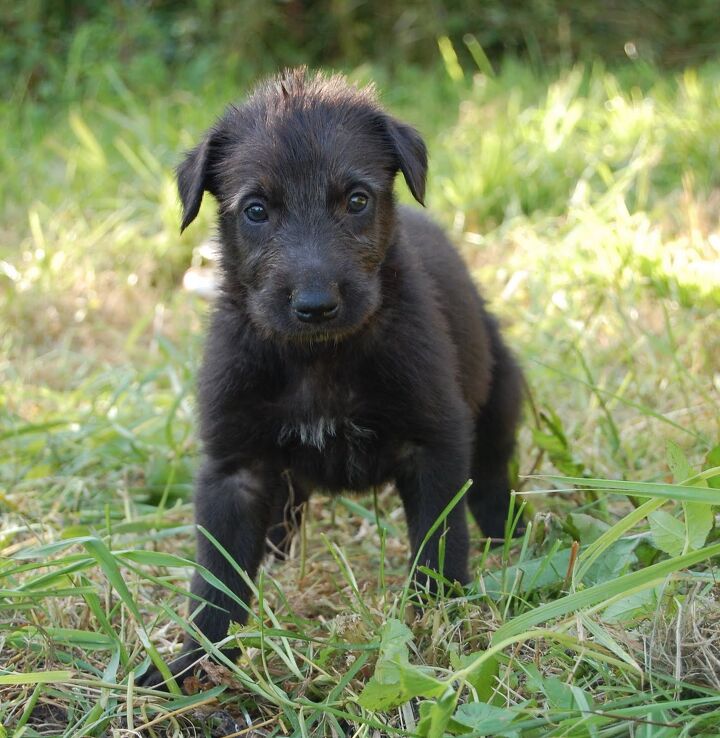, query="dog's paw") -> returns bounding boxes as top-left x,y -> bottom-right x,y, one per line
136,651 -> 203,692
